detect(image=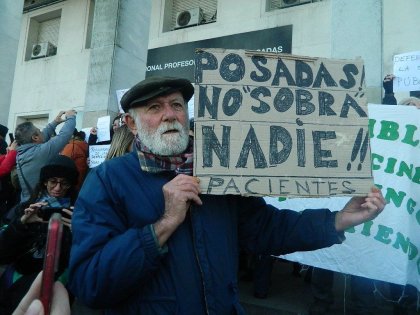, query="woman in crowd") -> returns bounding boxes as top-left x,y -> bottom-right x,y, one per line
0,155 -> 78,315
61,129 -> 88,192
105,124 -> 134,160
